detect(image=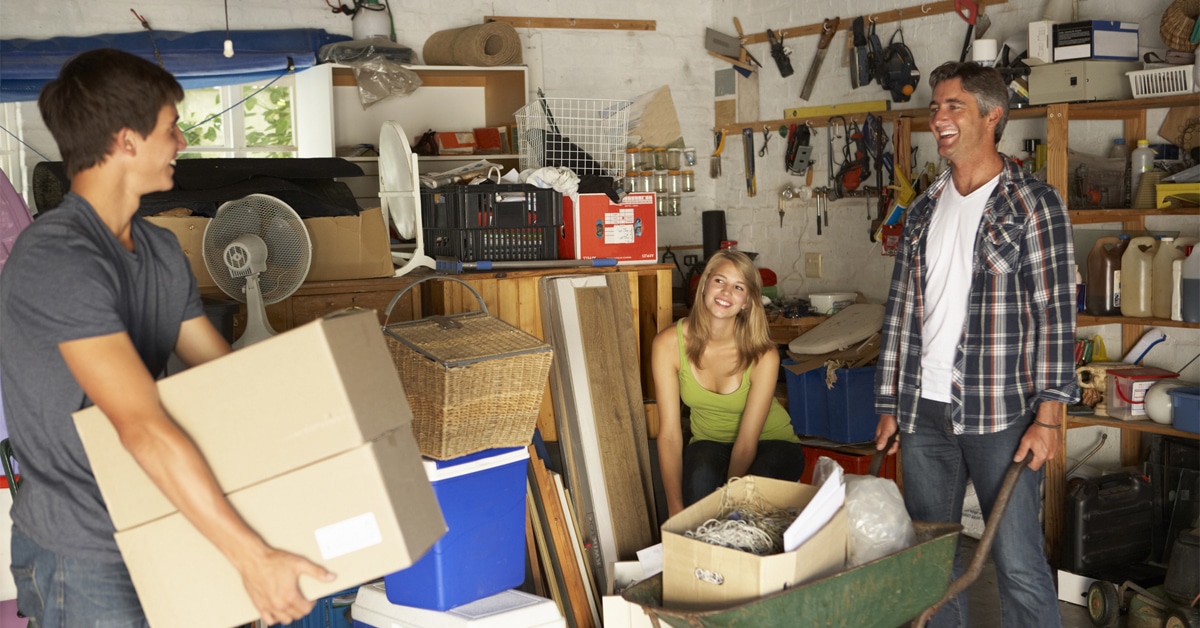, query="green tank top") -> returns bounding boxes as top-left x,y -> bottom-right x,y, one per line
676,321 -> 799,444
